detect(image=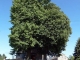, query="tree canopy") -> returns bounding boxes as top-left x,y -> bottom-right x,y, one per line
73,38 -> 80,60
9,0 -> 71,56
